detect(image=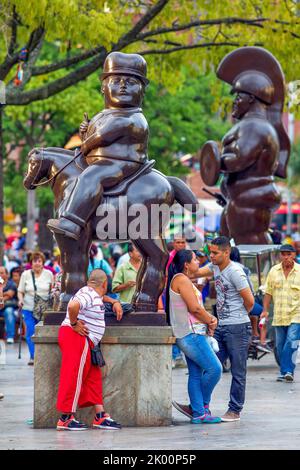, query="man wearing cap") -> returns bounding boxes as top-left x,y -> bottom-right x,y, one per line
47,52 -> 149,241
261,244 -> 300,382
